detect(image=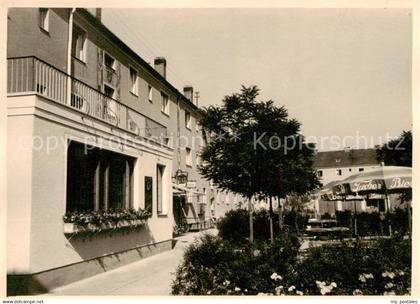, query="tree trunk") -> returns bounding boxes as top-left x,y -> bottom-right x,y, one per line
278,197 -> 283,231
248,196 -> 254,243
385,192 -> 392,236
269,196 -> 274,243
353,200 -> 358,237
403,193 -> 411,239
294,208 -> 300,235
407,201 -> 412,239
